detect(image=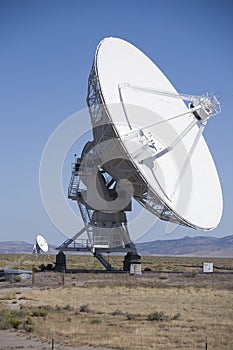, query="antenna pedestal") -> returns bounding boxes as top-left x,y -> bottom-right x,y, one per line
57,153 -> 139,271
